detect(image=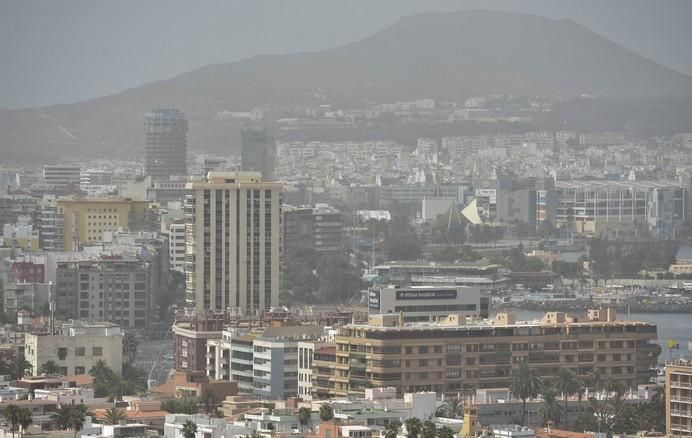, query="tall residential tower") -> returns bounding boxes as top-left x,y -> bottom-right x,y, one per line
185,172 -> 282,315
241,125 -> 276,180
144,109 -> 188,181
